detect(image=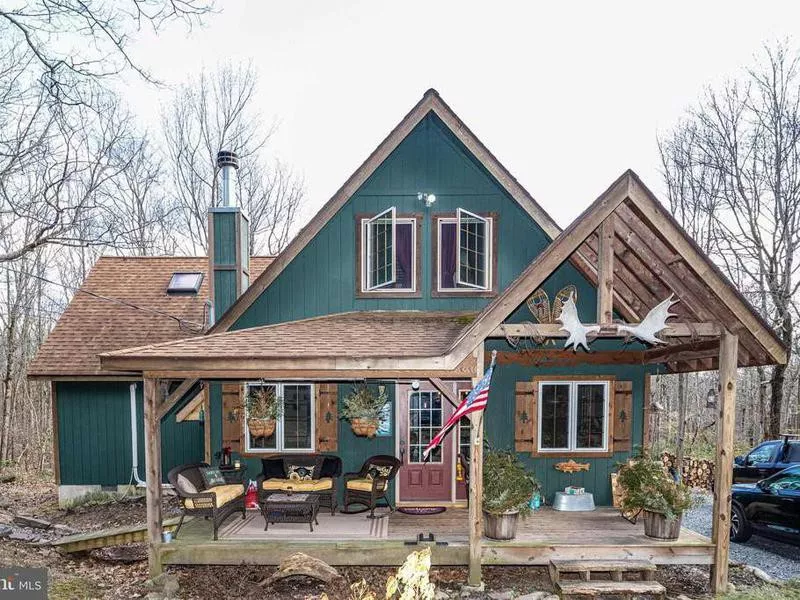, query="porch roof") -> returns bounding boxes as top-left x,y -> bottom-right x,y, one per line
100,311 -> 478,376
